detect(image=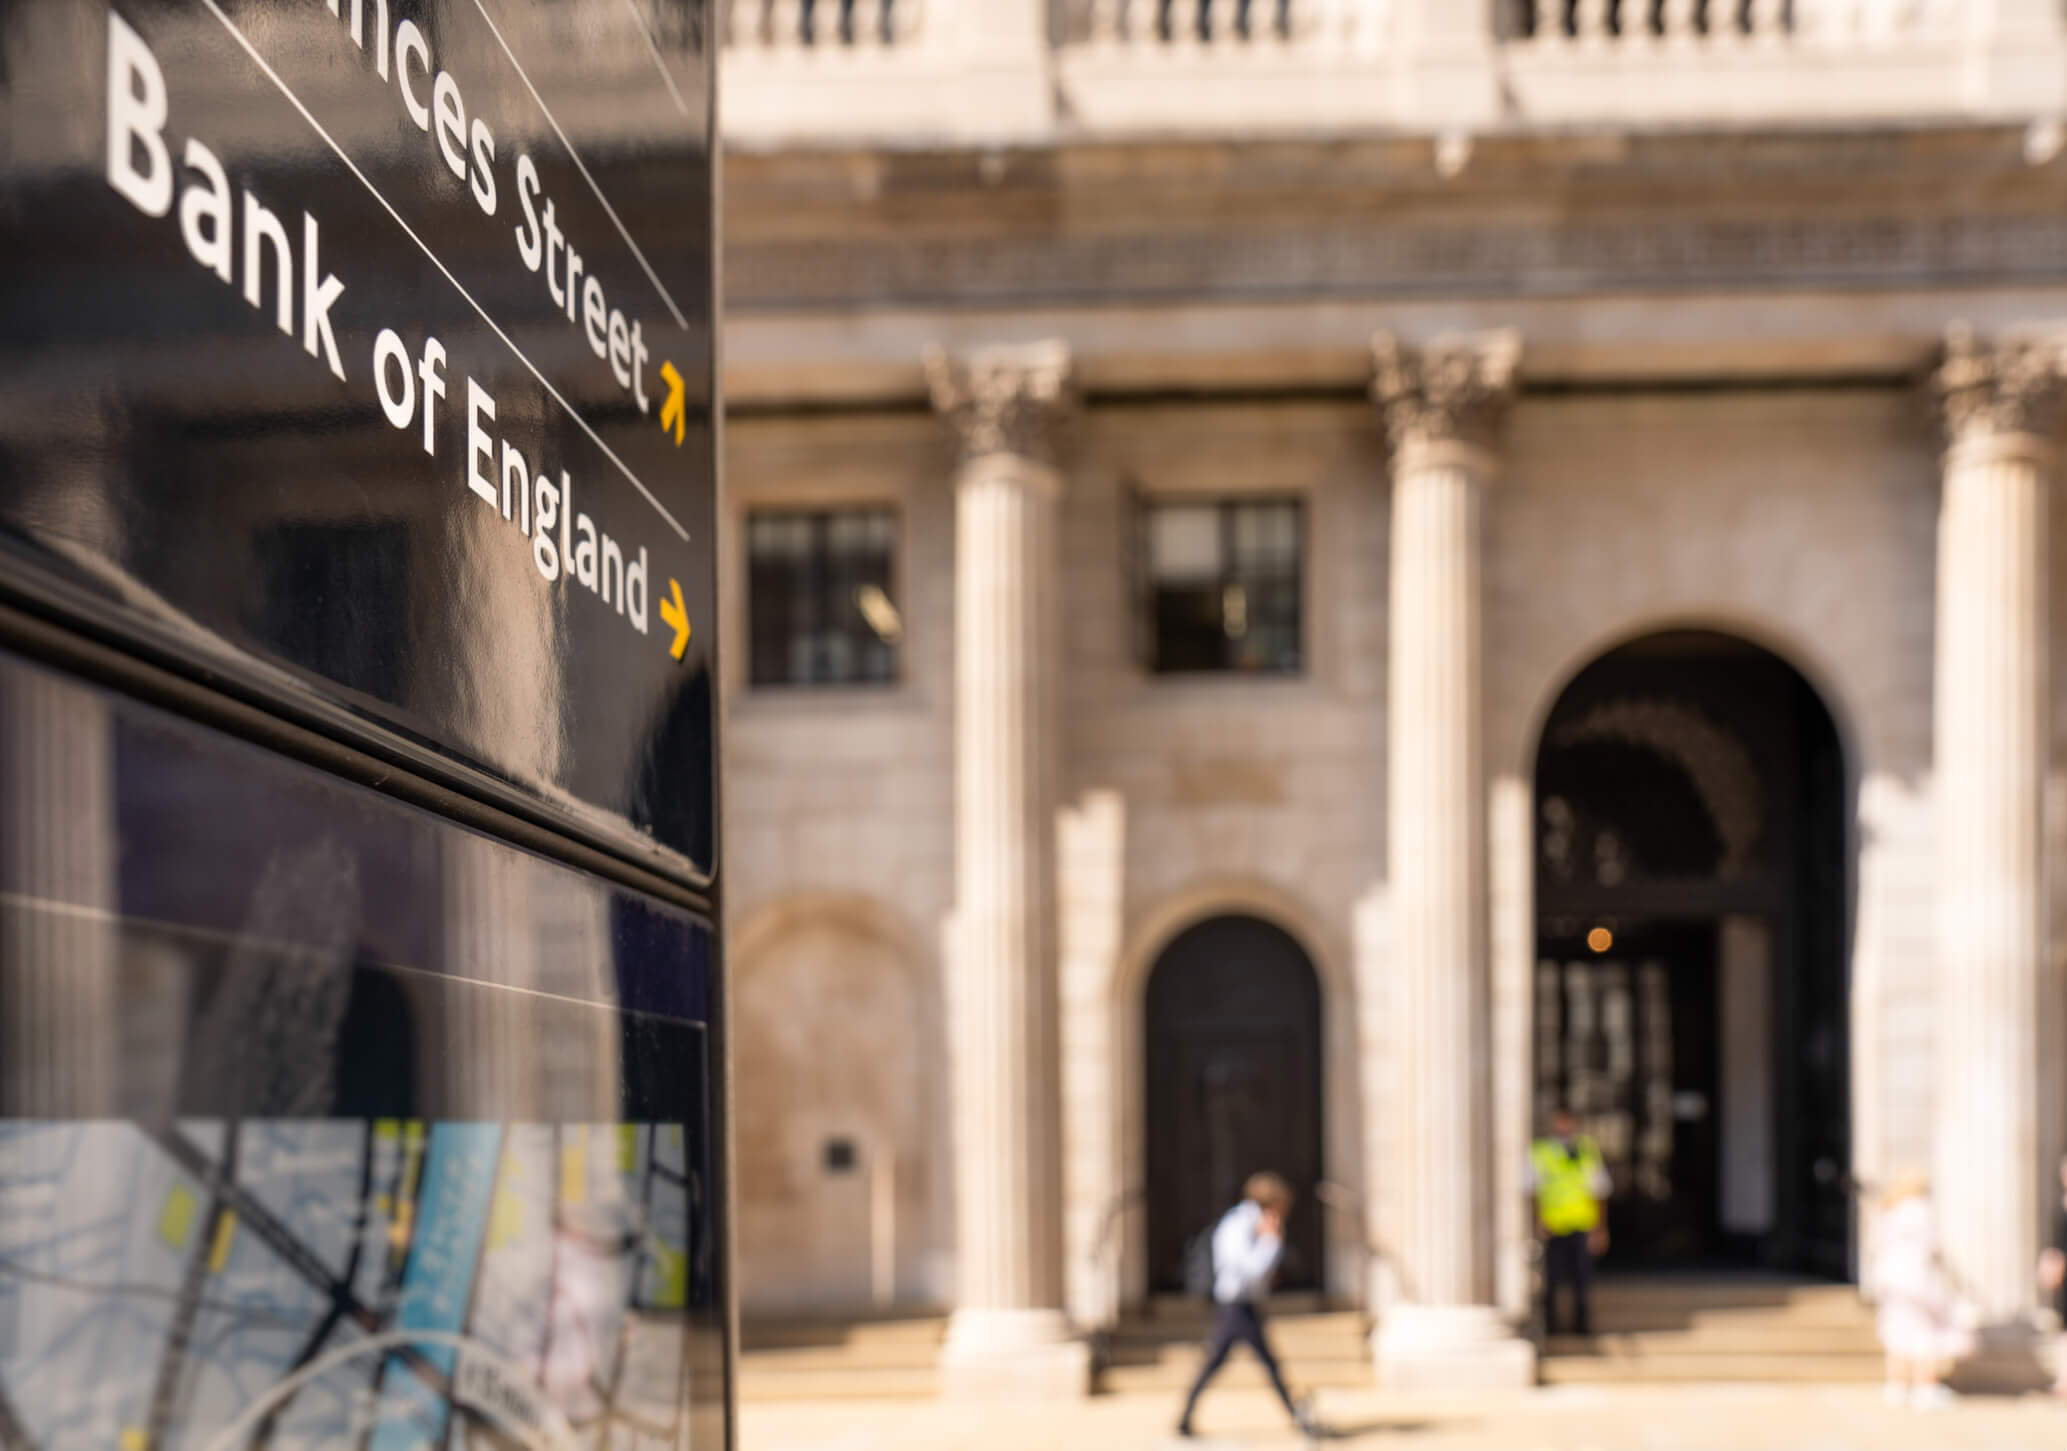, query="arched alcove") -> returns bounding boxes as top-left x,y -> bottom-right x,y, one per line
1533,629 -> 1852,1276
732,906 -> 931,1311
